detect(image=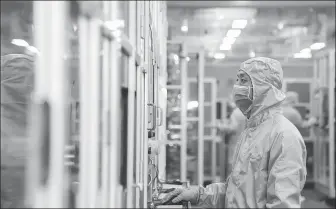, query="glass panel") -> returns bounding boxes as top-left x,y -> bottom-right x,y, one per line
204,83 -> 212,102
216,142 -> 220,176
166,144 -> 181,180
305,141 -> 314,181
167,53 -> 181,85
187,140 -> 198,184
187,121 -> 198,141
204,106 -> 212,136
286,82 -> 311,103
166,89 -> 181,125
187,81 -> 198,117
1,2 -> 34,207
325,141 -> 329,183
118,1 -> 129,36
204,141 -> 212,179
